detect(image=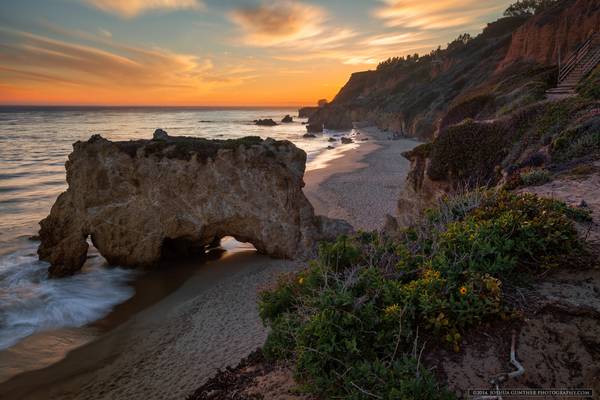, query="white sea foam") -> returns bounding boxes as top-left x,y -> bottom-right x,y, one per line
0,244 -> 135,350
